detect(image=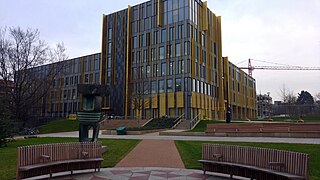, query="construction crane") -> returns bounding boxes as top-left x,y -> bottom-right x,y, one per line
238,59 -> 320,76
